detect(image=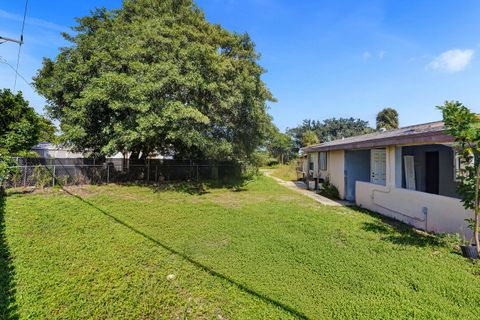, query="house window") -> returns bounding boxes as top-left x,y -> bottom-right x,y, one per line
454,150 -> 477,181
309,161 -> 314,171
454,151 -> 461,181
319,152 -> 327,171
